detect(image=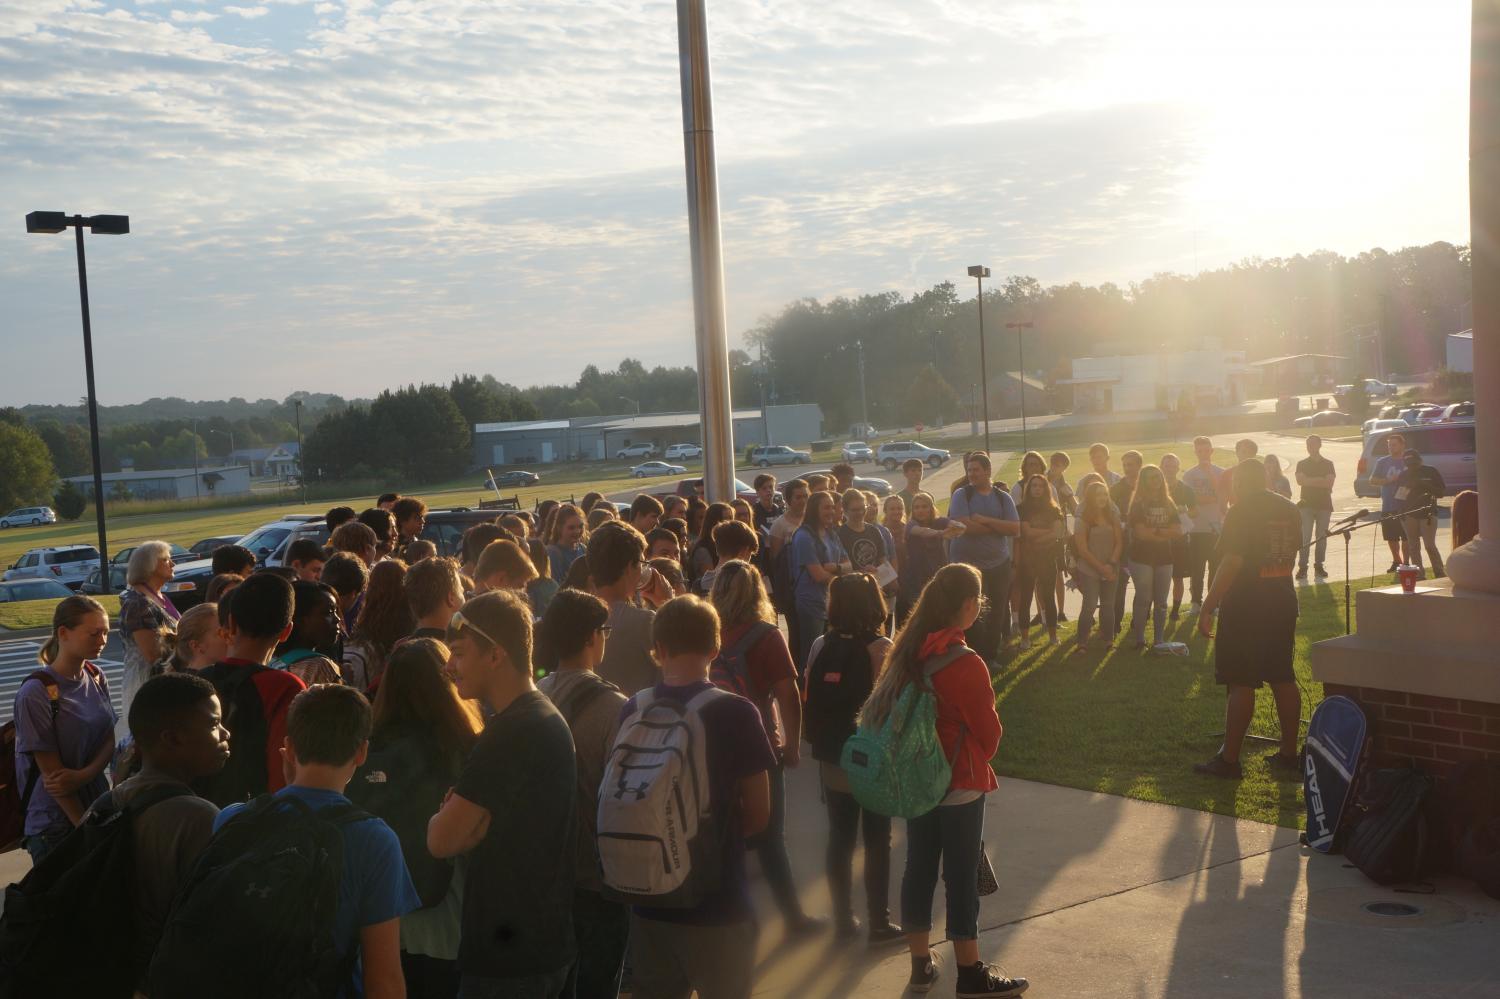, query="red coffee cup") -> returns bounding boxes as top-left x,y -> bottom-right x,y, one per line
1397,565 -> 1420,592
